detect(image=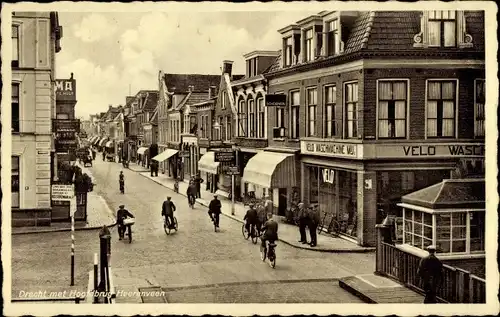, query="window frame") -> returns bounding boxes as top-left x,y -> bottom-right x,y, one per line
305,28 -> 314,62
326,19 -> 339,56
344,81 -> 359,139
425,79 -> 459,139
284,36 -> 293,67
324,85 -> 337,138
257,96 -> 265,139
12,82 -> 20,133
12,156 -> 20,208
289,90 -> 300,139
474,79 -> 485,138
237,98 -> 246,137
247,98 -> 256,138
428,10 -> 457,48
226,115 -> 232,141
376,79 -> 410,140
221,91 -> 227,109
12,24 -> 20,67
306,87 -> 317,137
